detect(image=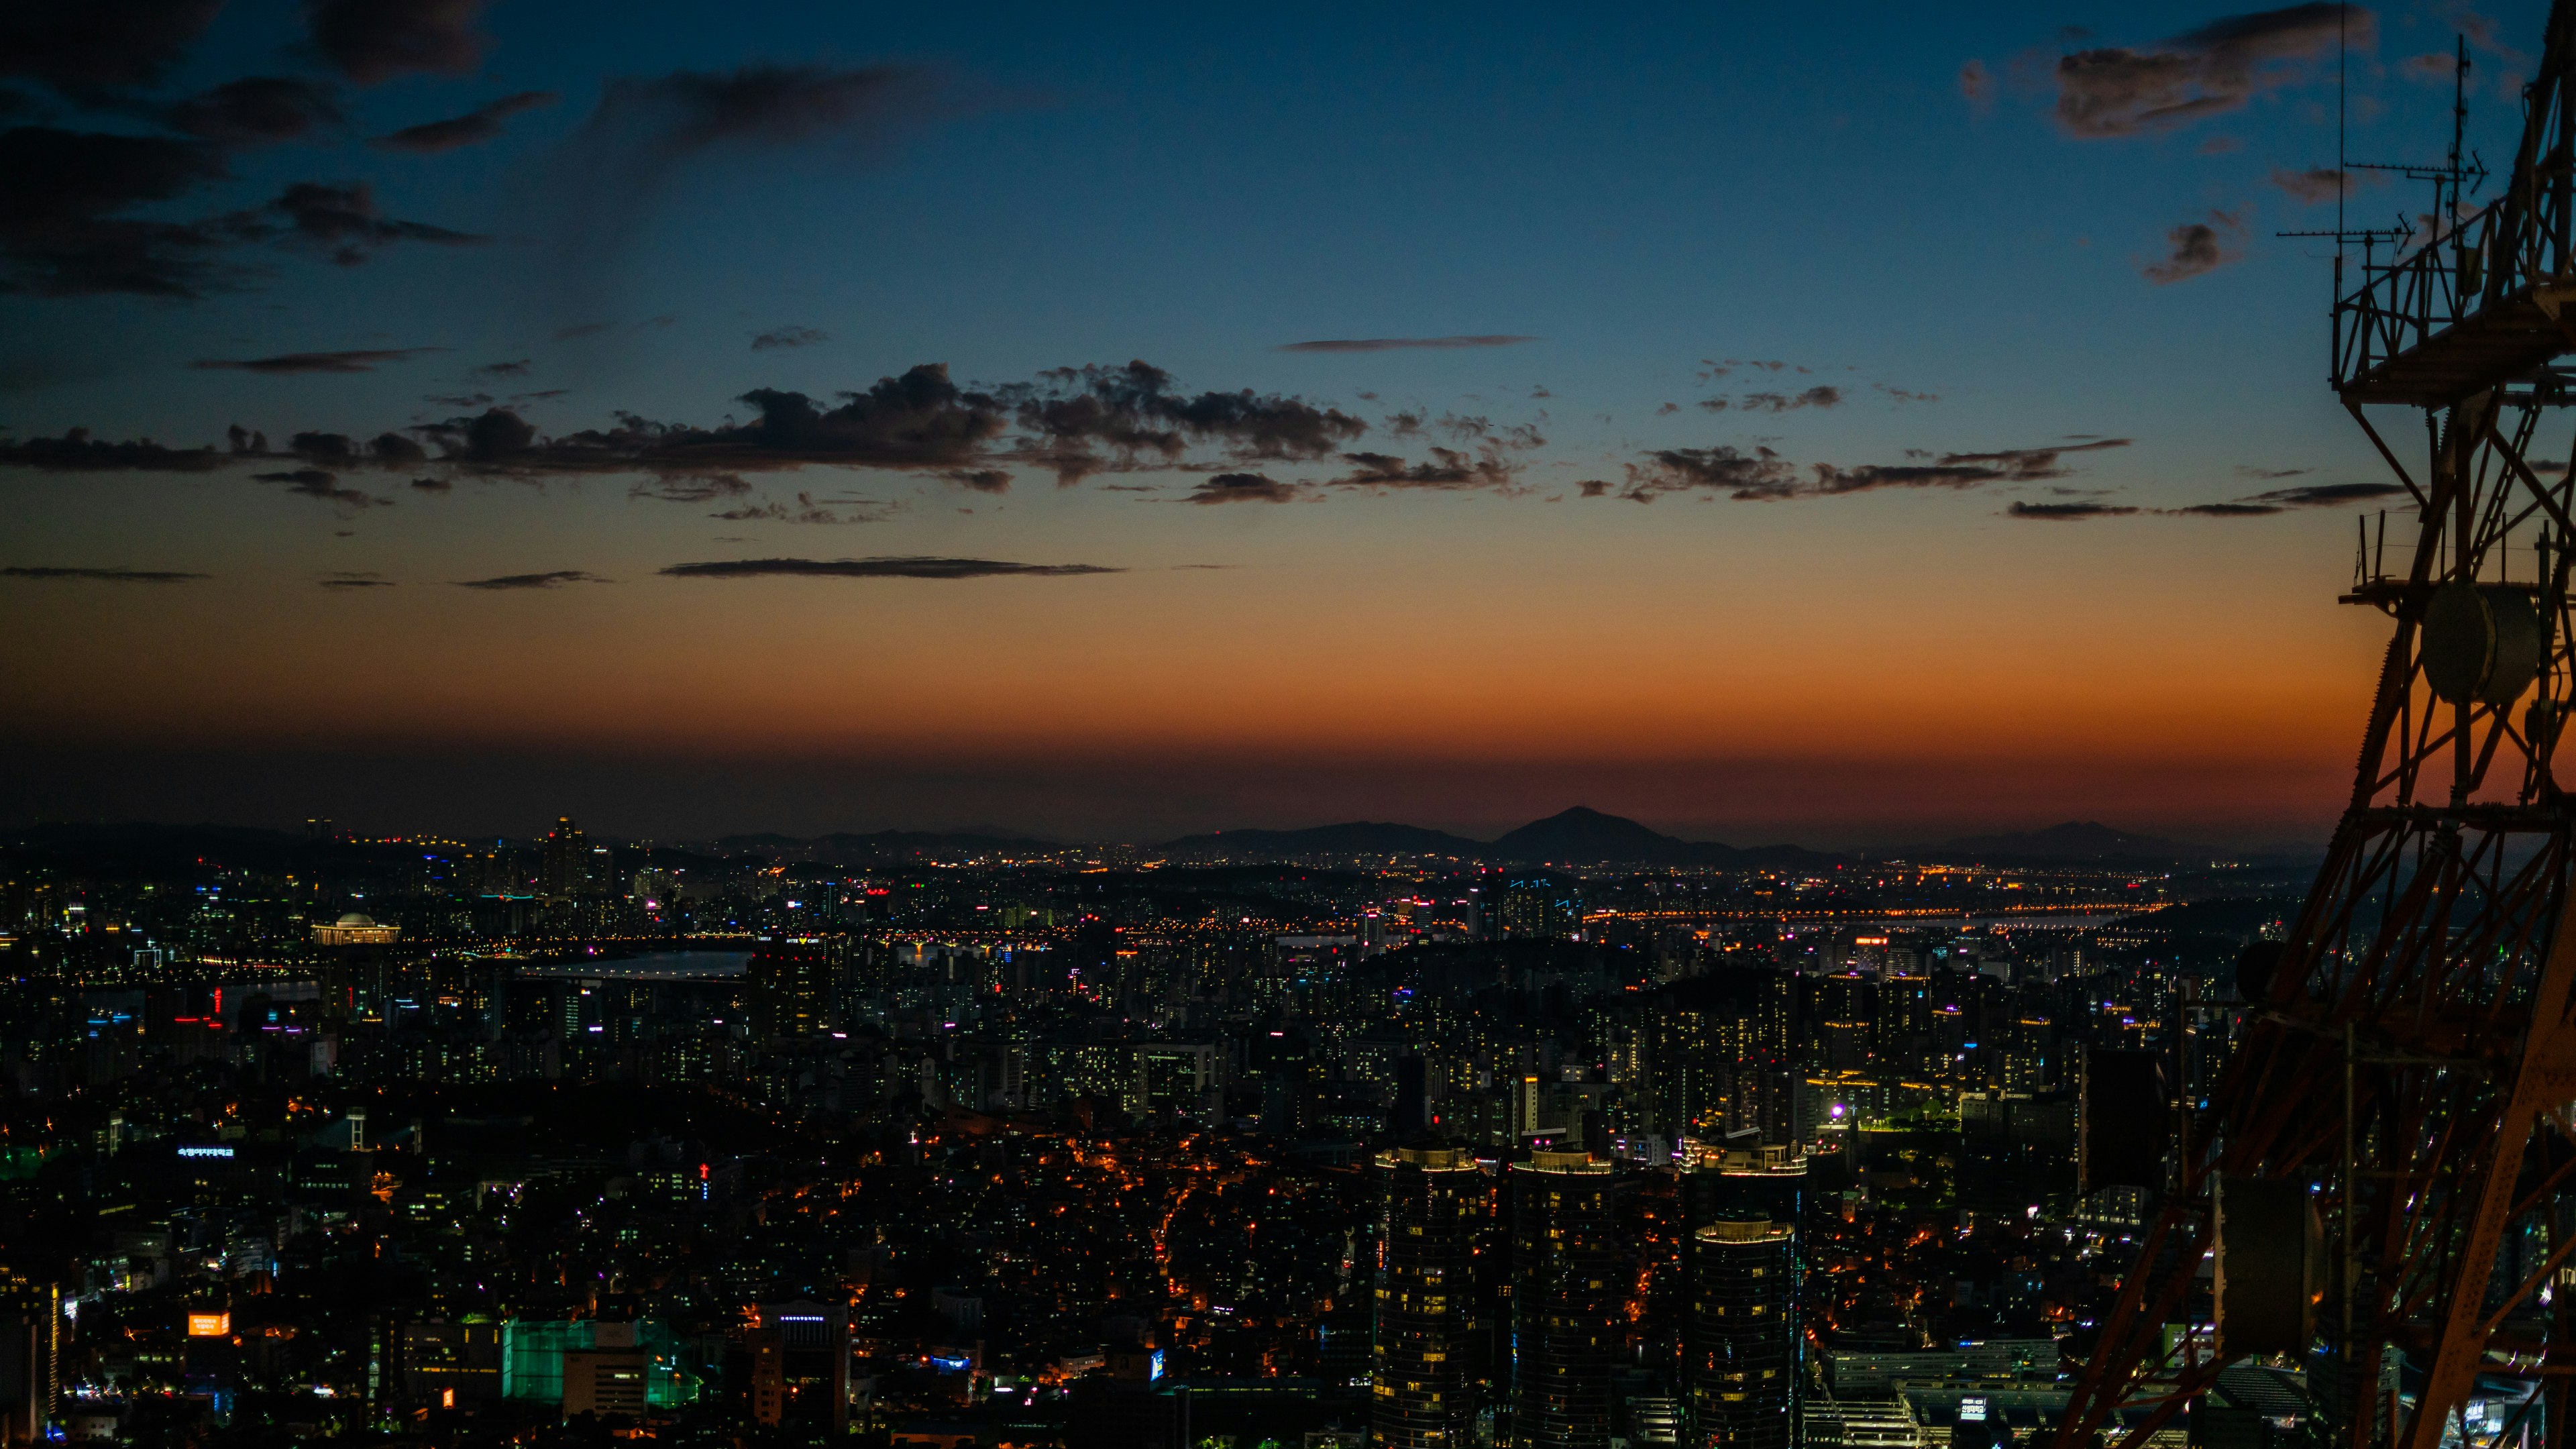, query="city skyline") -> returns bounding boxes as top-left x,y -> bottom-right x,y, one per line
1,0 -> 2526,845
